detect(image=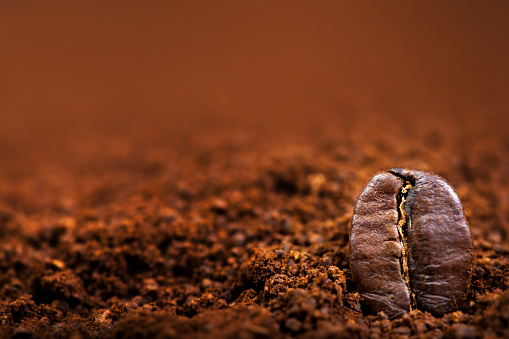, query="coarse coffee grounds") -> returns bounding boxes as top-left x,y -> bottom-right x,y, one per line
0,117 -> 508,338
